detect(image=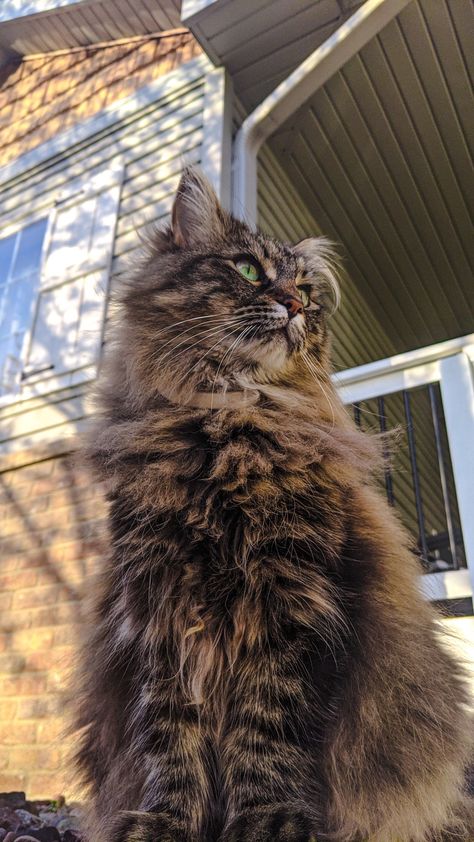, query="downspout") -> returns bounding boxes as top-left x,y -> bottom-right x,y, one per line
232,0 -> 413,225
